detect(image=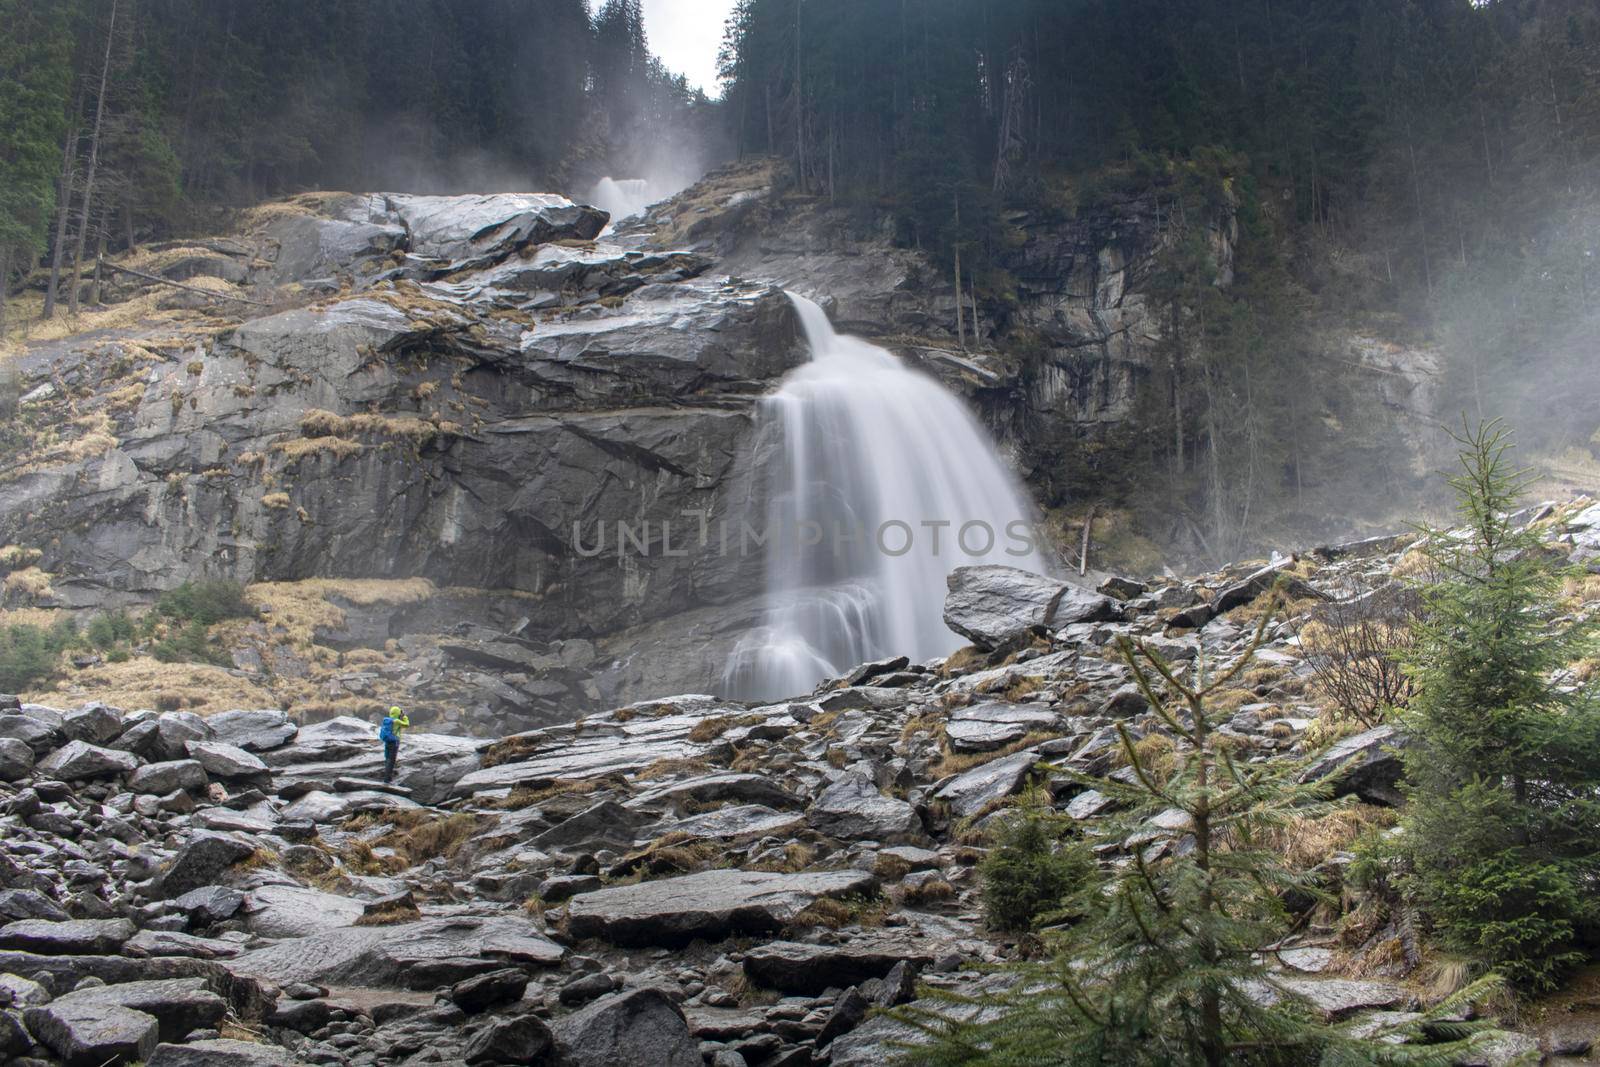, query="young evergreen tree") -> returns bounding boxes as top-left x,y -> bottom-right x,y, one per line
899,604 -> 1503,1066
1396,419 -> 1600,992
